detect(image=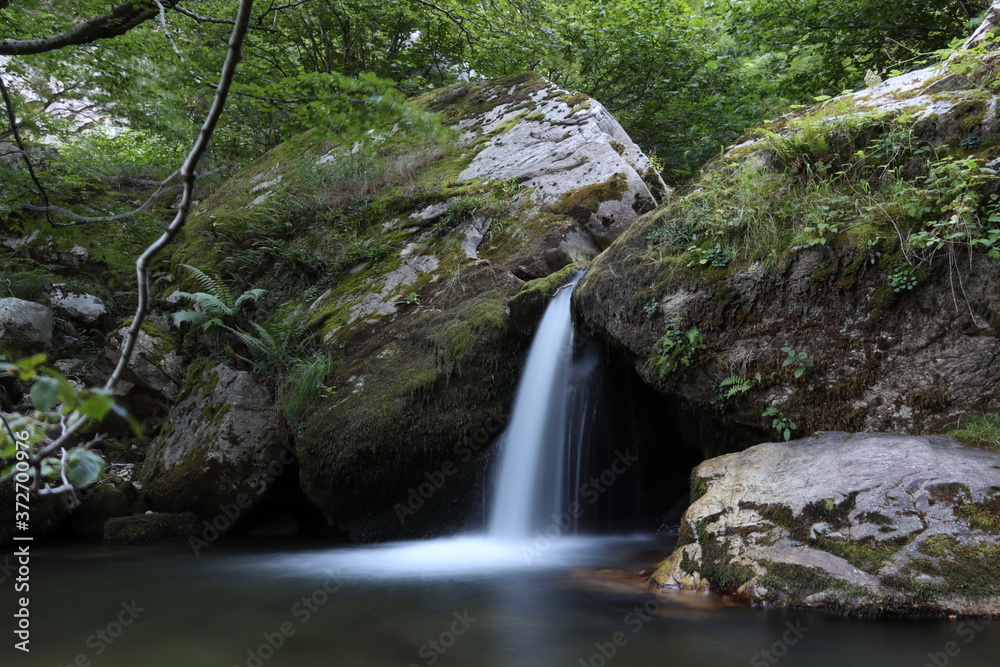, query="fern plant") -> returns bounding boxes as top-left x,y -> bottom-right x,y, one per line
169,264 -> 267,332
